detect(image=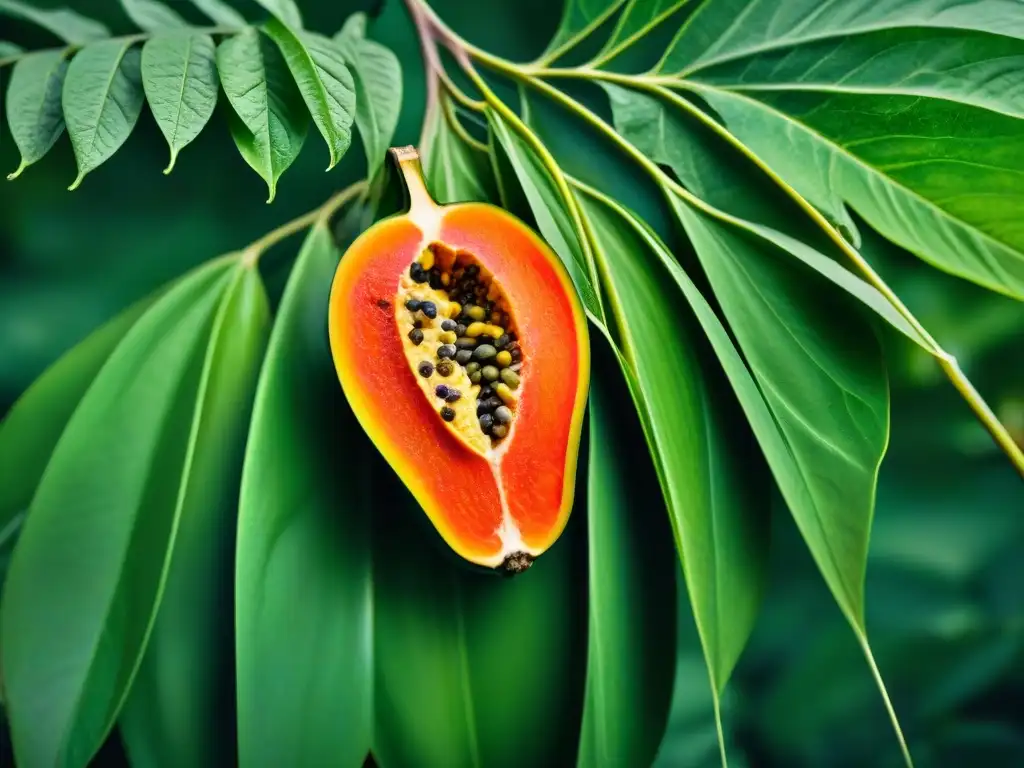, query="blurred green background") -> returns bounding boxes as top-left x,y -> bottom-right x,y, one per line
2,1 -> 1023,766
